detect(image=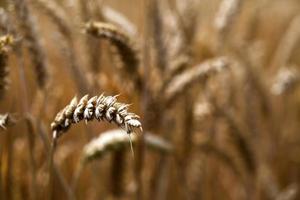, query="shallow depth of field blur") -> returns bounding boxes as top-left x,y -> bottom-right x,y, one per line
1,0 -> 300,199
